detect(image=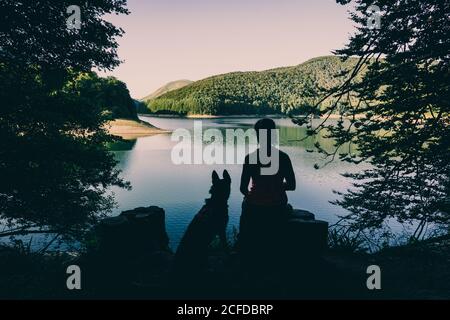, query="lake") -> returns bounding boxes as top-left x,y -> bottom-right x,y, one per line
110,116 -> 364,250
